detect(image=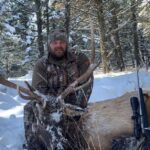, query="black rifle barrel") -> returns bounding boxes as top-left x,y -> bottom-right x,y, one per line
130,97 -> 141,139
139,88 -> 149,130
